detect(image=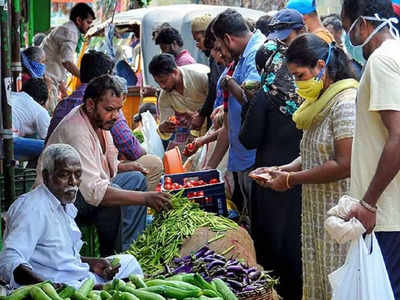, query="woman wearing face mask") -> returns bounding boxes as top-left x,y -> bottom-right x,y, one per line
256,33 -> 358,299
241,39 -> 303,300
